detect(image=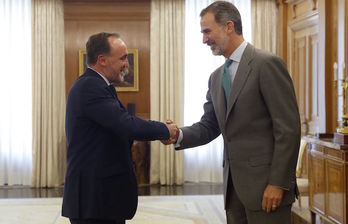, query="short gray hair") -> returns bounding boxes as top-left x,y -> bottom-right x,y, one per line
200,1 -> 243,35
